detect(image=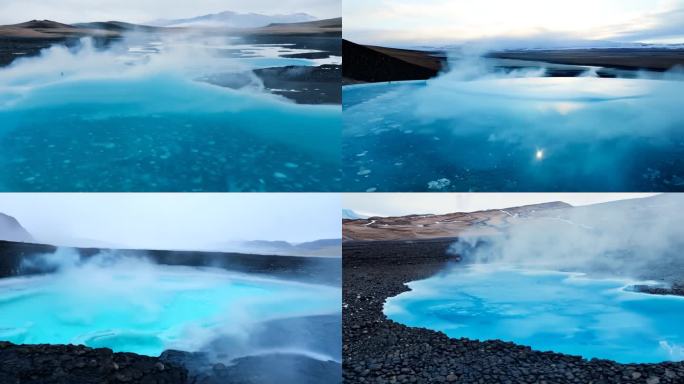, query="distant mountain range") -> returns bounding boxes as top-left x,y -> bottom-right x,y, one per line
0,15 -> 340,41
0,213 -> 33,243
147,11 -> 316,28
343,195 -> 675,241
221,239 -> 341,257
0,211 -> 339,256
